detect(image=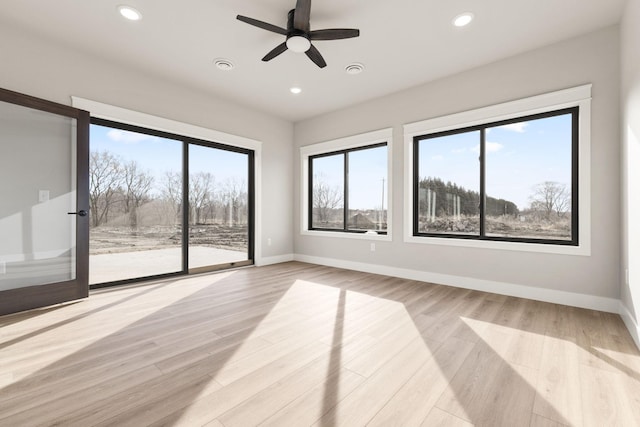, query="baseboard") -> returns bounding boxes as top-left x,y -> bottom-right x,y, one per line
620,302 -> 640,350
293,254 -> 620,314
256,253 -> 295,267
